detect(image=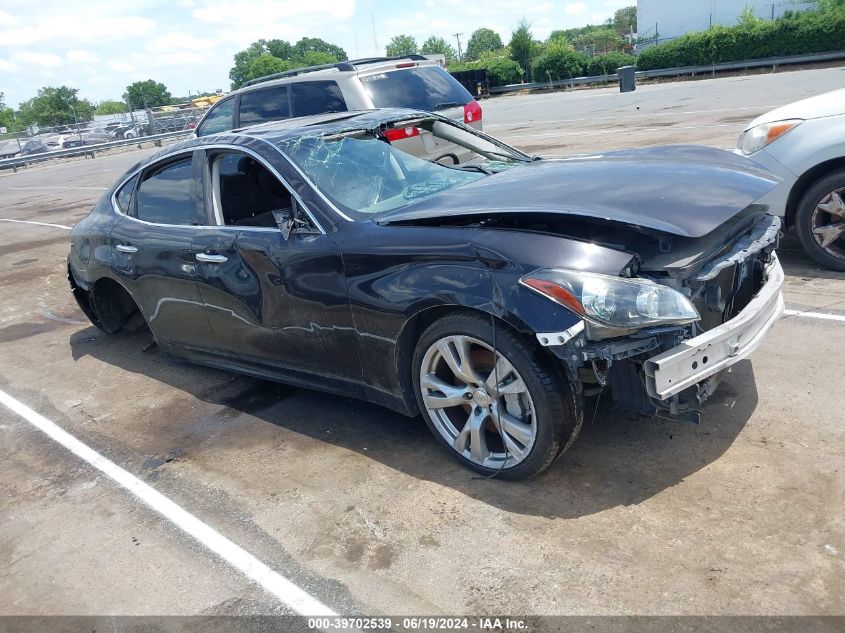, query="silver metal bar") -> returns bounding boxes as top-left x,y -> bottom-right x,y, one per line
115,244 -> 138,253
195,253 -> 228,263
